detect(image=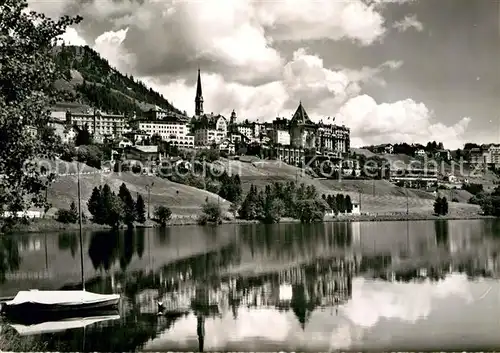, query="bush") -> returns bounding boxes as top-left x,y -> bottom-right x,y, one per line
56,201 -> 78,224
462,182 -> 483,195
199,201 -> 222,224
468,192 -> 487,205
154,206 -> 172,227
